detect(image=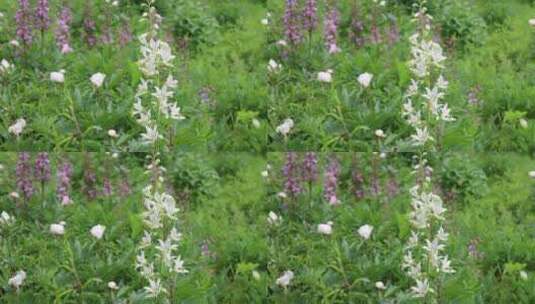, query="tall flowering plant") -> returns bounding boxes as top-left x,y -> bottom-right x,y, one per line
401,5 -> 455,300
133,1 -> 187,300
